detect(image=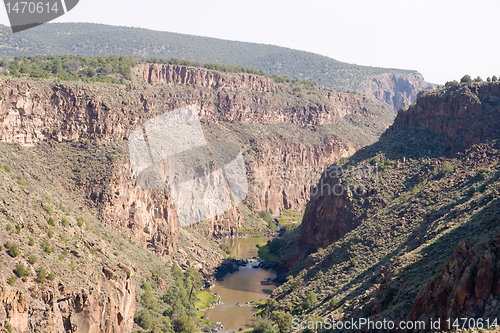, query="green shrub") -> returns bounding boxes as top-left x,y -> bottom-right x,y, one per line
16,175 -> 27,186
13,262 -> 31,277
370,157 -> 380,165
350,259 -> 357,267
28,255 -> 37,264
477,168 -> 490,180
77,217 -> 85,227
134,309 -> 156,330
28,237 -> 35,246
47,272 -> 56,281
42,204 -> 53,215
461,75 -> 472,83
329,297 -> 338,308
467,187 -> 476,196
252,317 -> 278,333
41,239 -> 52,254
7,243 -> 20,257
61,218 -> 69,227
270,311 -> 293,333
15,225 -> 21,234
386,287 -> 397,299
315,271 -> 324,279
37,268 -> 47,283
259,211 -> 275,230
438,162 -> 454,177
302,292 -> 317,310
218,243 -> 231,255
47,217 -> 56,227
8,275 -> 16,286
